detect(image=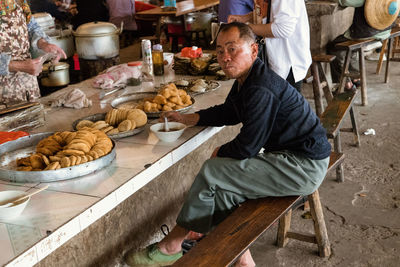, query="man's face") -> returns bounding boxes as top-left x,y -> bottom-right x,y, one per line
216,27 -> 258,81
